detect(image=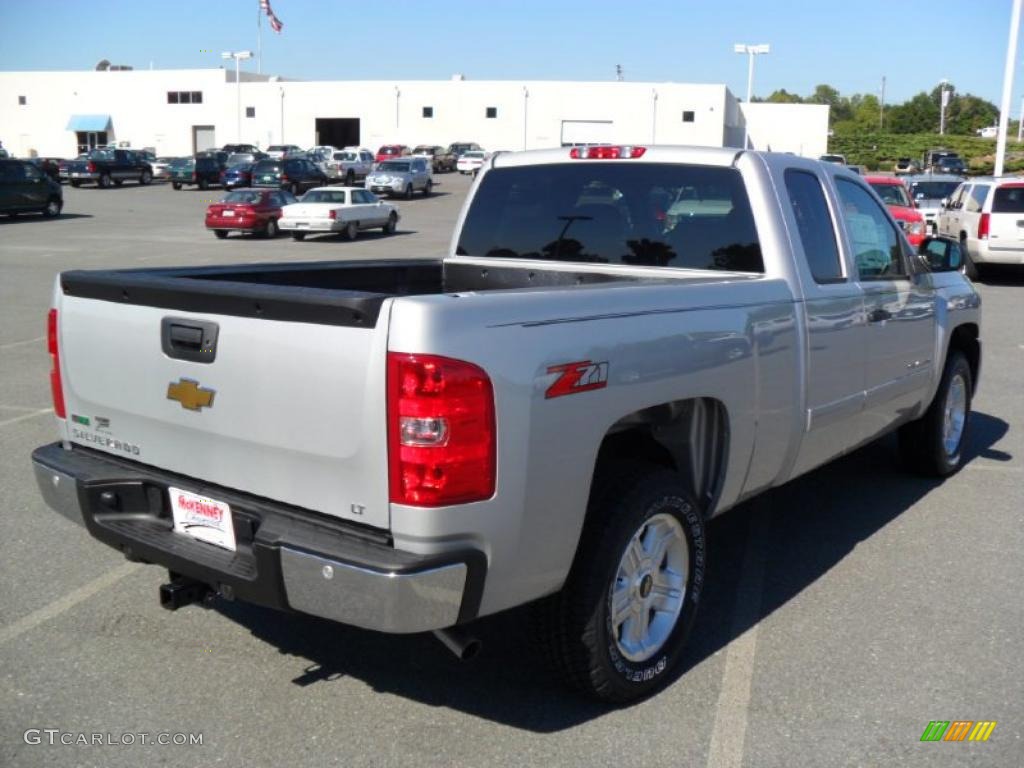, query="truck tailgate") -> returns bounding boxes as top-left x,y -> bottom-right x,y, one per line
56,293 -> 391,530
